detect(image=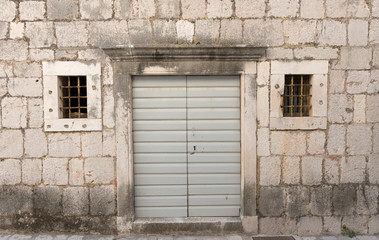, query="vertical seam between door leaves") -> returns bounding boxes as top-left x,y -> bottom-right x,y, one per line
186,76 -> 189,217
